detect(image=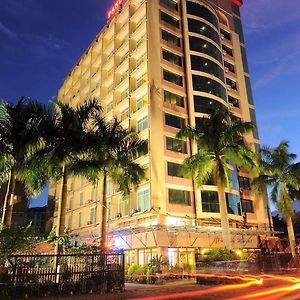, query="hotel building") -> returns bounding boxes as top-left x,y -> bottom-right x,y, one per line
49,0 -> 272,266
